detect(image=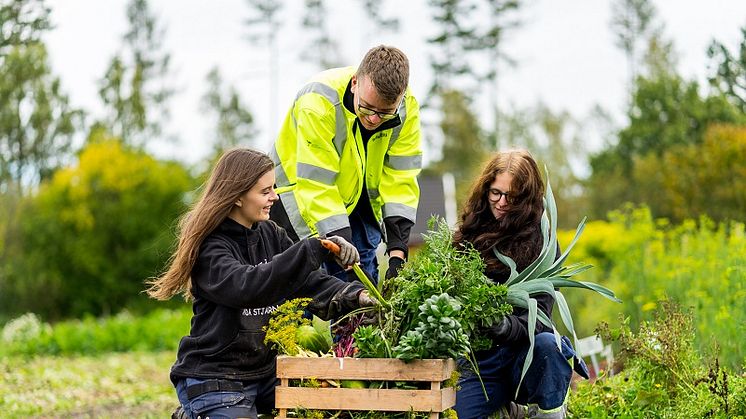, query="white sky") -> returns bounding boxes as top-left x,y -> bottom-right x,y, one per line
44,0 -> 746,165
